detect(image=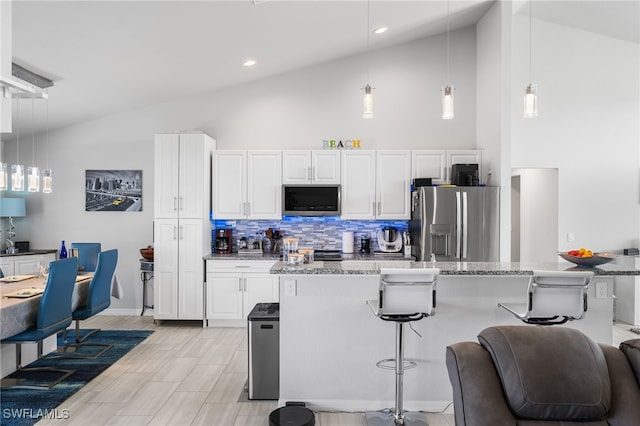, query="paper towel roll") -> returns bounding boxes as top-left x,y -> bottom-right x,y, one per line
342,231 -> 354,253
